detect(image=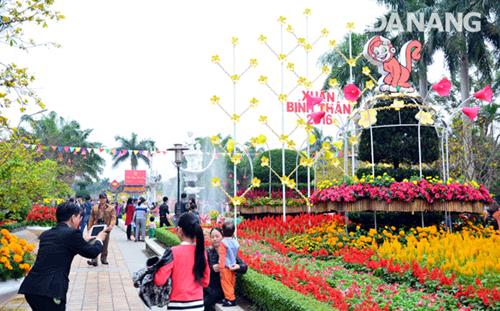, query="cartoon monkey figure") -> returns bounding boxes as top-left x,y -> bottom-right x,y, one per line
363,36 -> 422,93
